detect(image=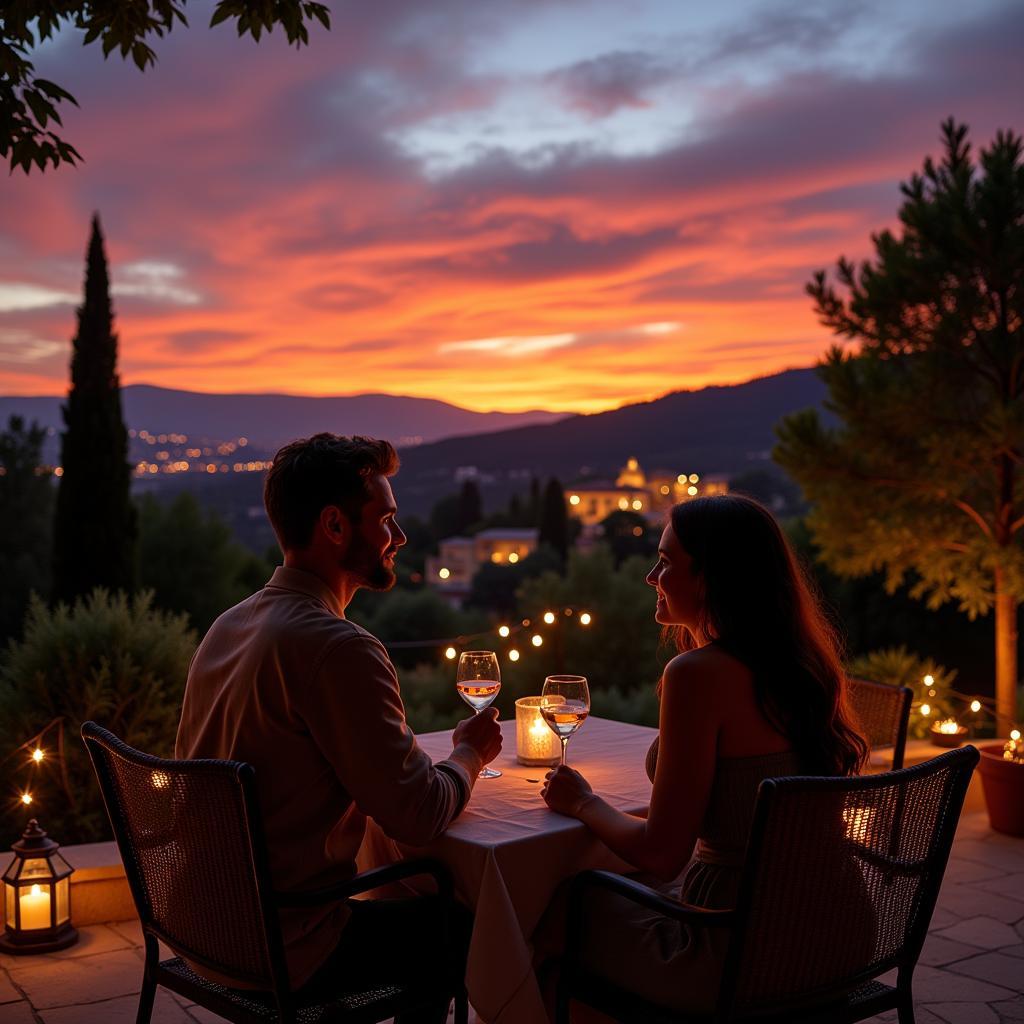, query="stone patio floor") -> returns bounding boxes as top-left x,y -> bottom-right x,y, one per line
1,810 -> 1021,1024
